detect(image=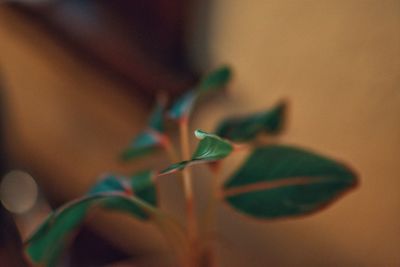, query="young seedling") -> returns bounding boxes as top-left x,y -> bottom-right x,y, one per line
24,66 -> 358,267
